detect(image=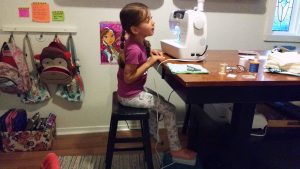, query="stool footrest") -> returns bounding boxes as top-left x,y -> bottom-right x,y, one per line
115,147 -> 144,152
115,137 -> 143,143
